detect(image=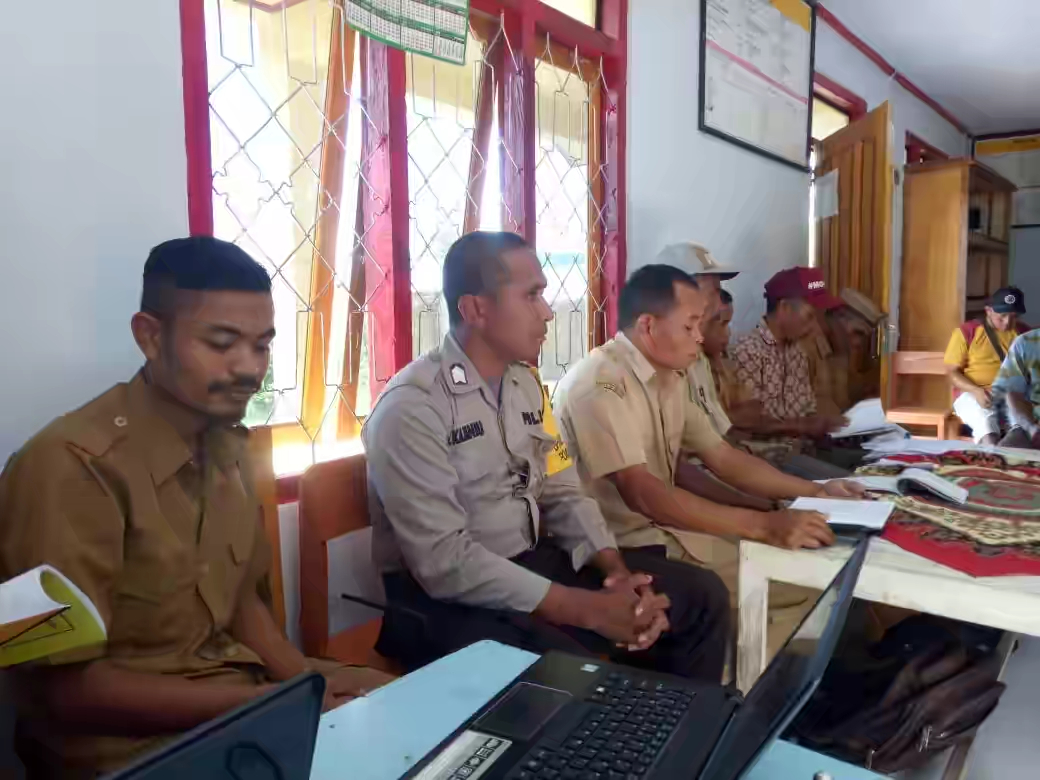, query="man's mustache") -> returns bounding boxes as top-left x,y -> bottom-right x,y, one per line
208,377 -> 263,394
